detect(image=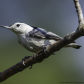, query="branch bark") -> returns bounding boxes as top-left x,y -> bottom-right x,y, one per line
73,0 -> 84,24
0,0 -> 84,83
